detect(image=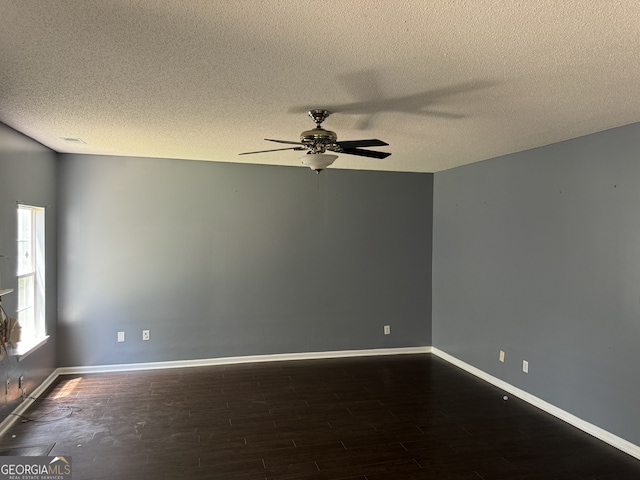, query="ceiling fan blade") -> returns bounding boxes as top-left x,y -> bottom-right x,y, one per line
239,146 -> 305,155
265,139 -> 303,145
339,148 -> 391,159
336,139 -> 388,148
